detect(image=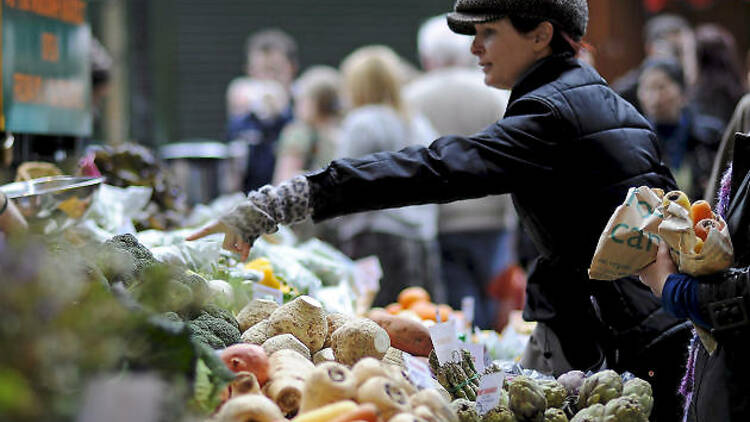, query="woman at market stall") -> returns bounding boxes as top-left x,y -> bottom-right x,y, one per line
639,131 -> 750,421
189,0 -> 690,418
